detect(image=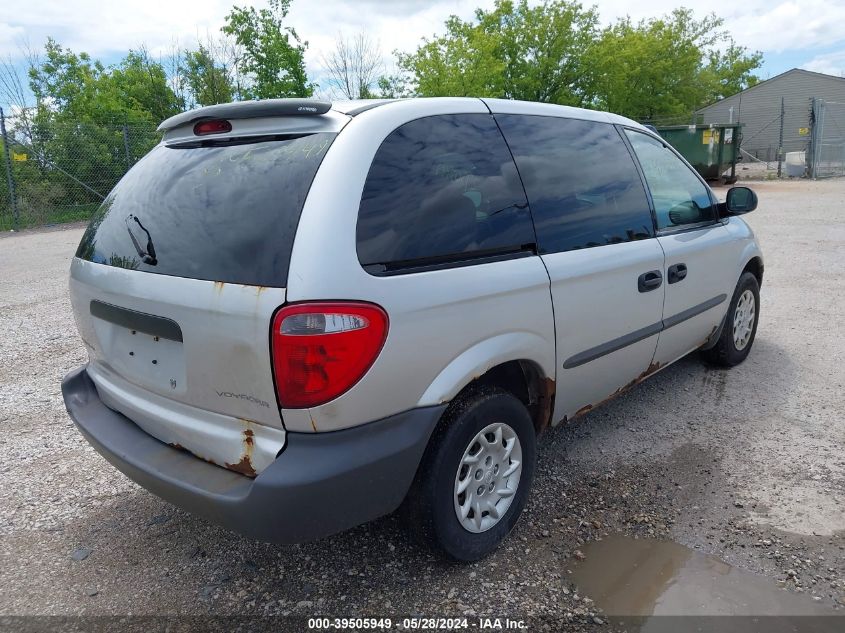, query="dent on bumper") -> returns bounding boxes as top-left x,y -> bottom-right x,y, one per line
61,366 -> 445,543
